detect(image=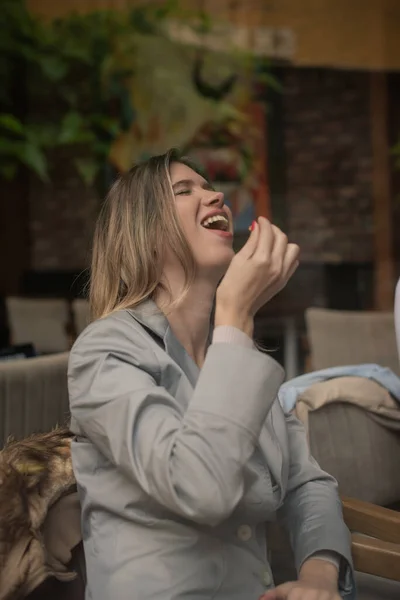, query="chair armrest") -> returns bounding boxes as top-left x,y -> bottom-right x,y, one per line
352,533 -> 400,581
341,496 -> 400,544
